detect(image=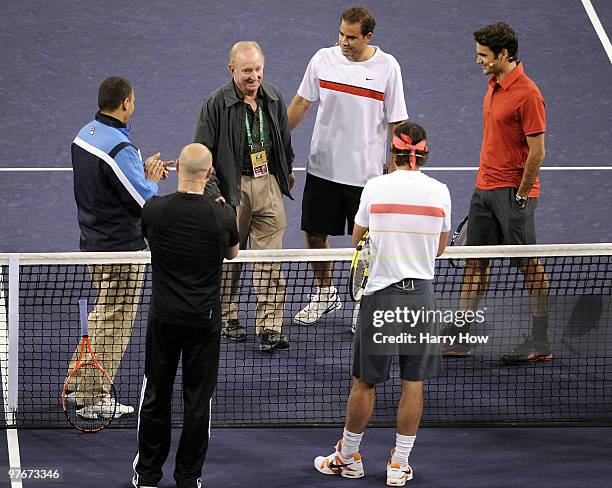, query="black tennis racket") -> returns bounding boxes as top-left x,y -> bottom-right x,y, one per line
349,231 -> 369,301
449,216 -> 468,268
61,299 -> 117,432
